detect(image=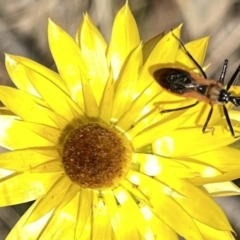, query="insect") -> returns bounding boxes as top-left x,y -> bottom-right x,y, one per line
153,33 -> 240,137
